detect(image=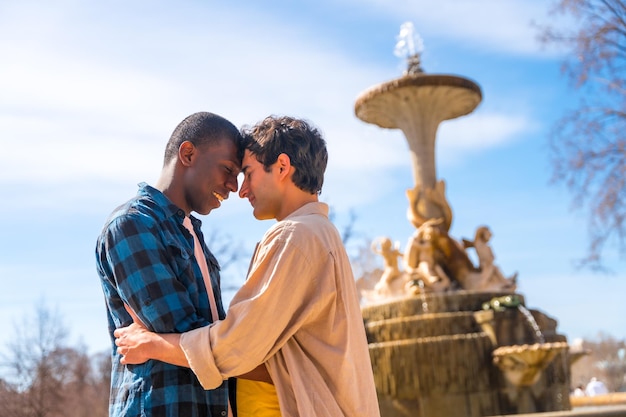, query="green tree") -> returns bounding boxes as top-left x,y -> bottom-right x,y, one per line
539,0 -> 626,270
